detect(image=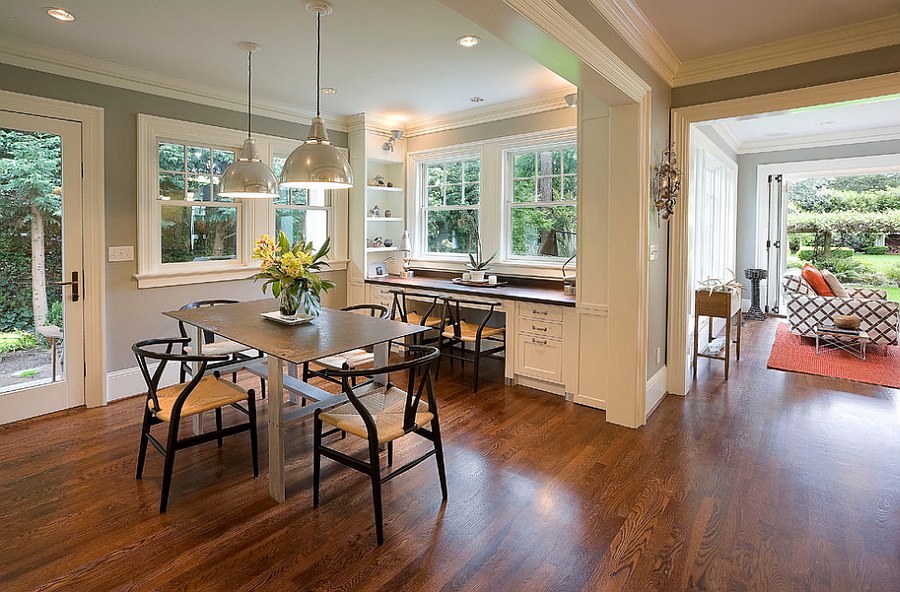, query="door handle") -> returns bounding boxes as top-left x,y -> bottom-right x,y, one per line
57,271 -> 79,302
